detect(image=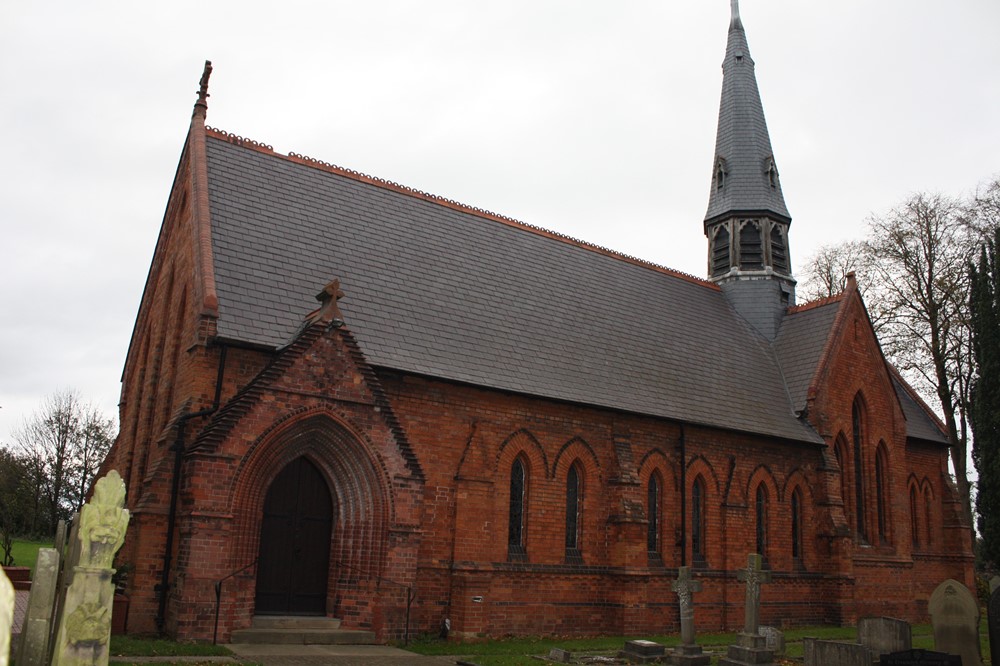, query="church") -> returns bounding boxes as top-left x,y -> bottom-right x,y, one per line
100,3 -> 974,642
